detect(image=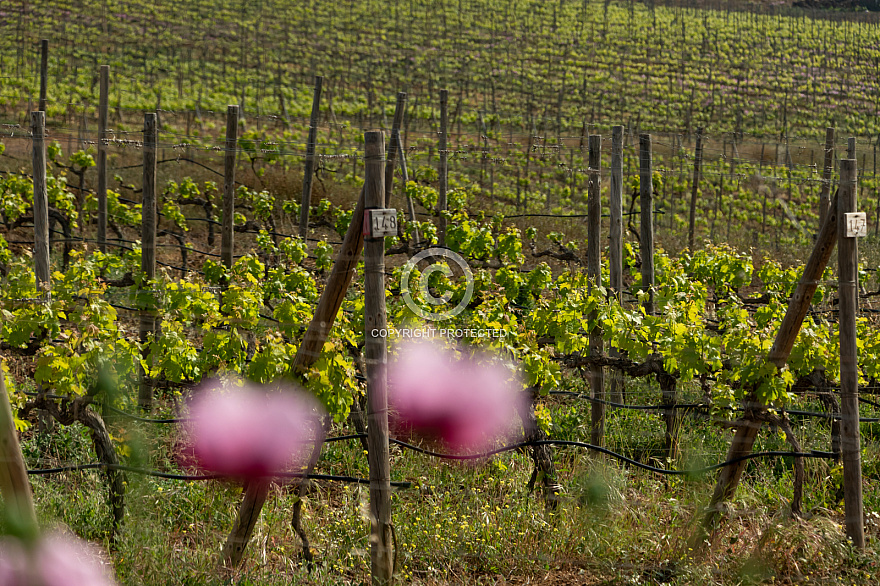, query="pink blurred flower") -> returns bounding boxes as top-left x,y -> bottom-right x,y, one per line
387,341 -> 527,454
0,537 -> 28,585
0,532 -> 116,586
184,379 -> 324,479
